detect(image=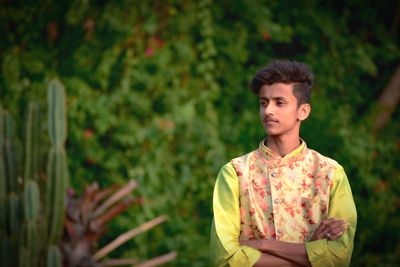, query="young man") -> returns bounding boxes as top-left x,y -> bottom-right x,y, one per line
210,60 -> 357,267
